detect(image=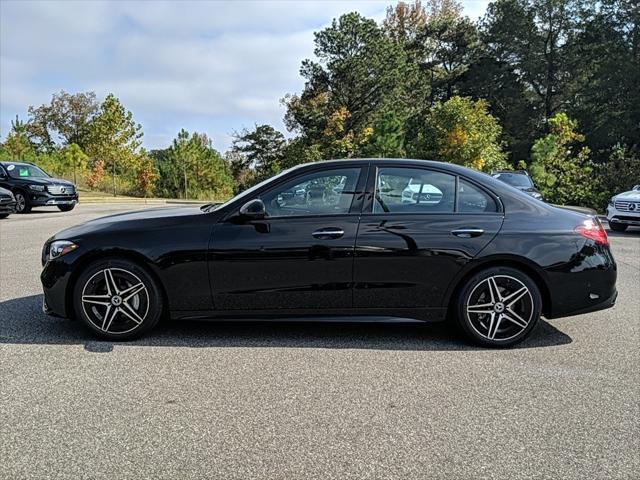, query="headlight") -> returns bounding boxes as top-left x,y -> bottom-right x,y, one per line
29,184 -> 45,191
608,197 -> 615,207
49,240 -> 78,260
